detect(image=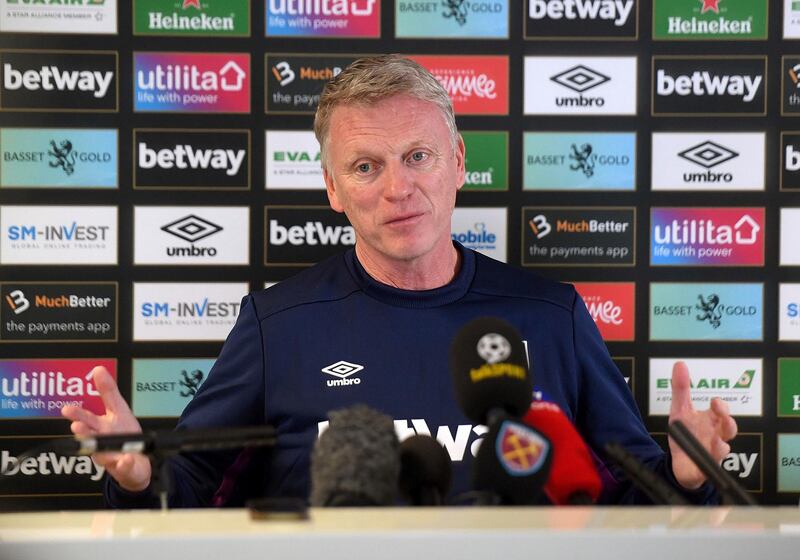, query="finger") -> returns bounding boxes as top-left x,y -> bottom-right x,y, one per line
92,451 -> 122,469
61,405 -> 102,432
710,438 -> 731,464
91,366 -> 130,416
70,421 -> 95,437
710,397 -> 730,418
710,398 -> 738,441
669,361 -> 695,418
